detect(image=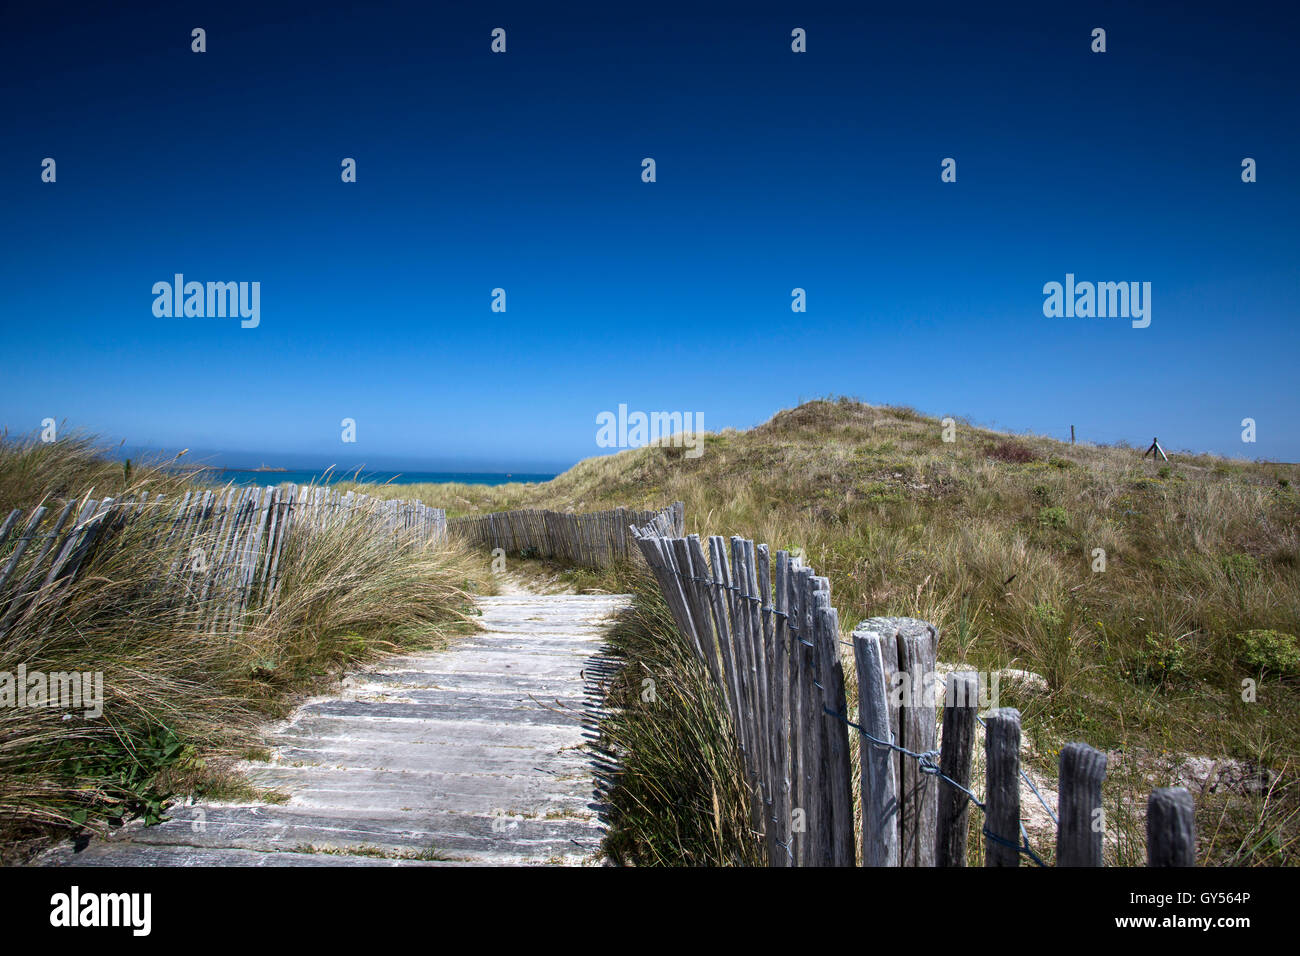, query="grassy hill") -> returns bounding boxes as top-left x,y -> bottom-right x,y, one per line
372,398 -> 1300,864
